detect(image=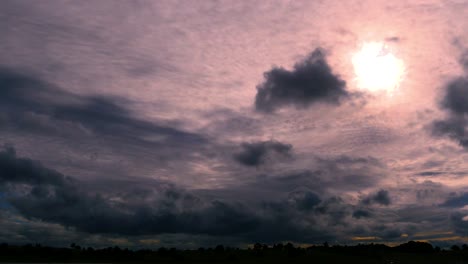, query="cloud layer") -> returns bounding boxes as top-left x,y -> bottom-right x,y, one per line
2,0 -> 468,249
